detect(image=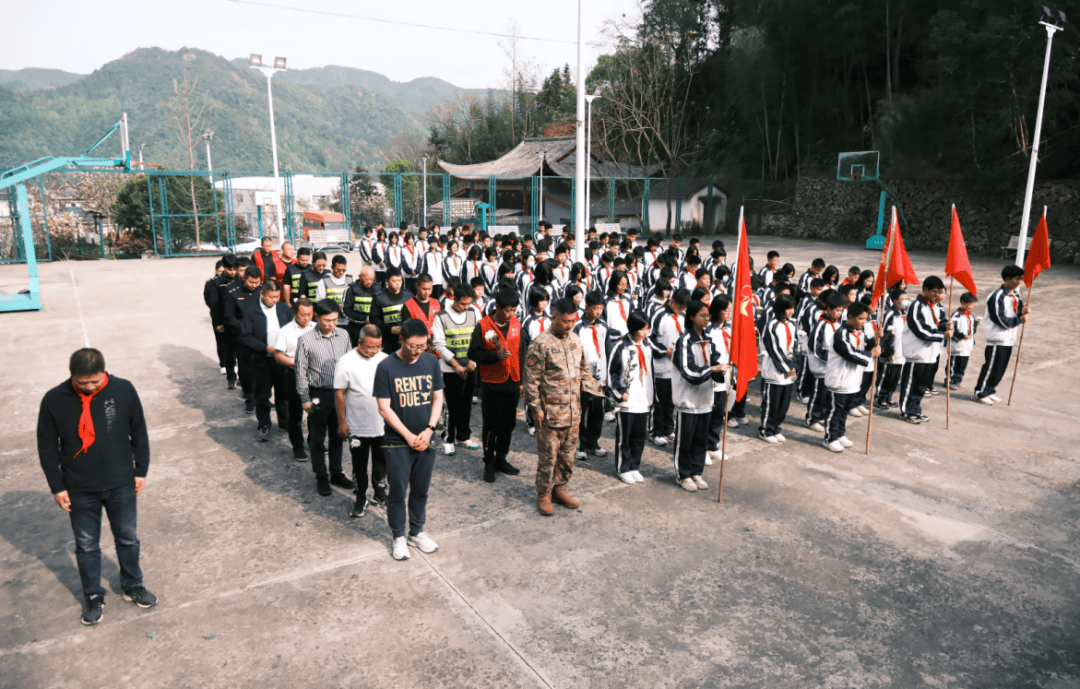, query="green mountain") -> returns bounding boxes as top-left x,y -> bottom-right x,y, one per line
231,59 -> 489,114
0,67 -> 85,90
0,47 -> 428,172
